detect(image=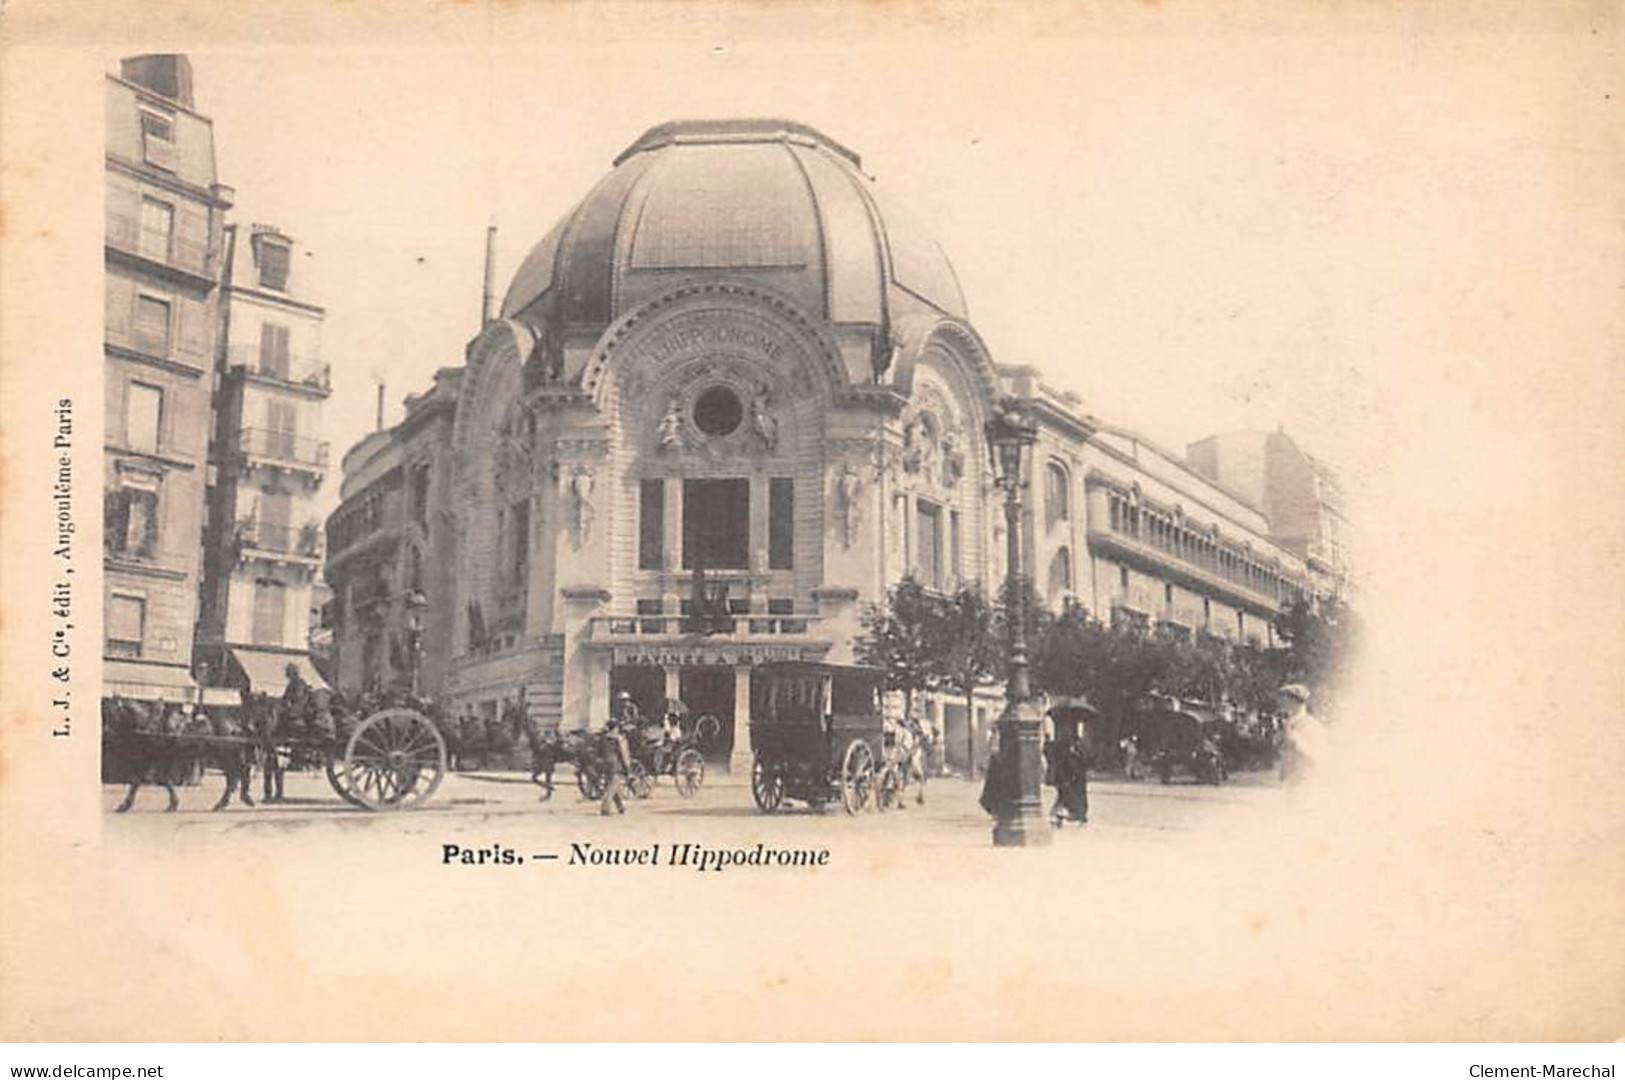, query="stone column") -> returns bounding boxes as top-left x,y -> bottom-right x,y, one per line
663,476 -> 682,573
730,665 -> 753,774
586,655 -> 611,731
